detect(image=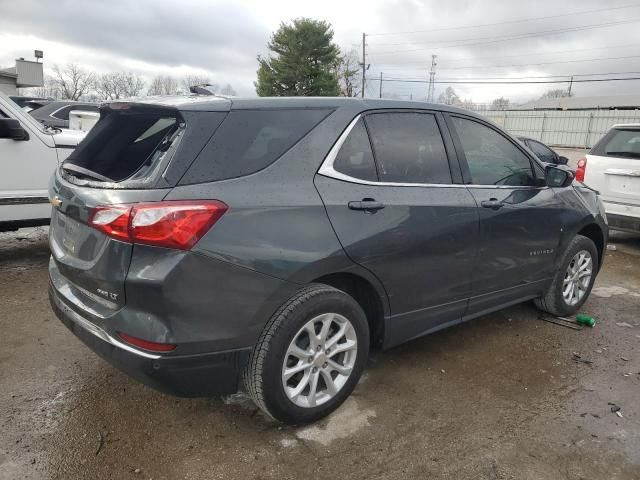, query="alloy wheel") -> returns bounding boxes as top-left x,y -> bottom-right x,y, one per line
281,313 -> 358,408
